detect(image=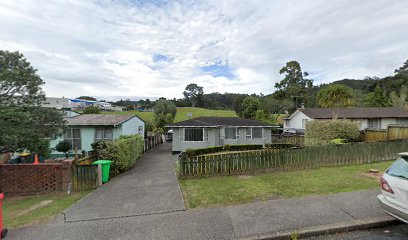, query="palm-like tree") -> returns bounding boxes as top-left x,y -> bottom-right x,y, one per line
317,84 -> 354,108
